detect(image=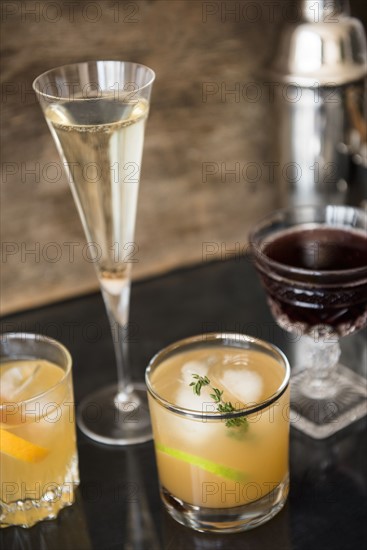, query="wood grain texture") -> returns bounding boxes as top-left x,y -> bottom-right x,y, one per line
1,0 -> 290,314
